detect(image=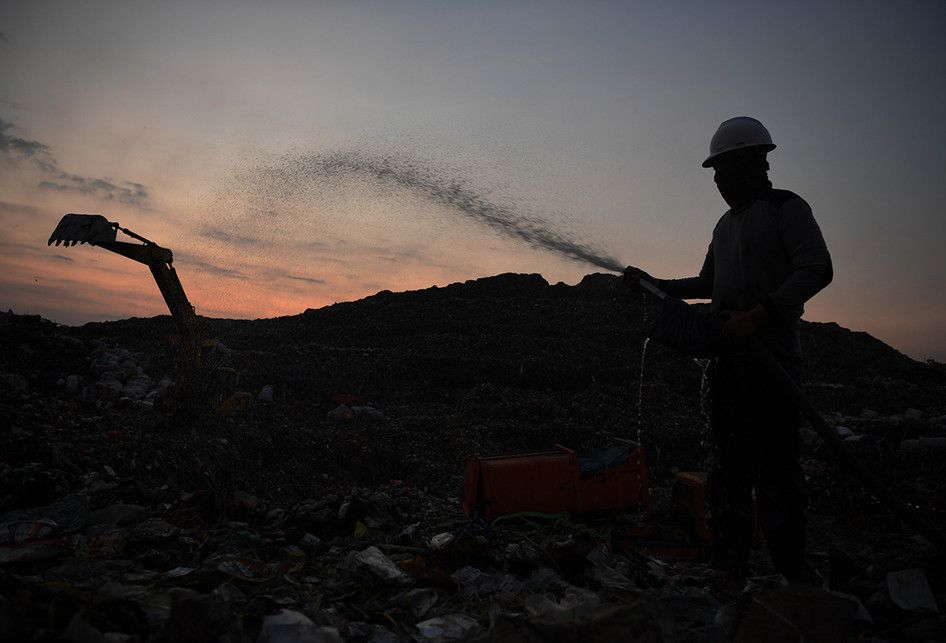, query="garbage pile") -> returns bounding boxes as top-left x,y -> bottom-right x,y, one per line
2,273 -> 946,641
7,468 -> 937,642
